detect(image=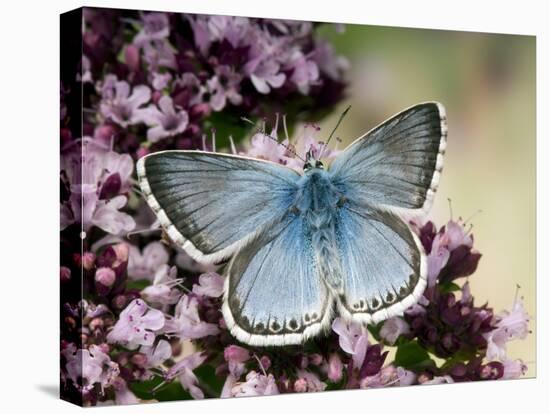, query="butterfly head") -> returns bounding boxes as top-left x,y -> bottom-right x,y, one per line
303,150 -> 324,172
